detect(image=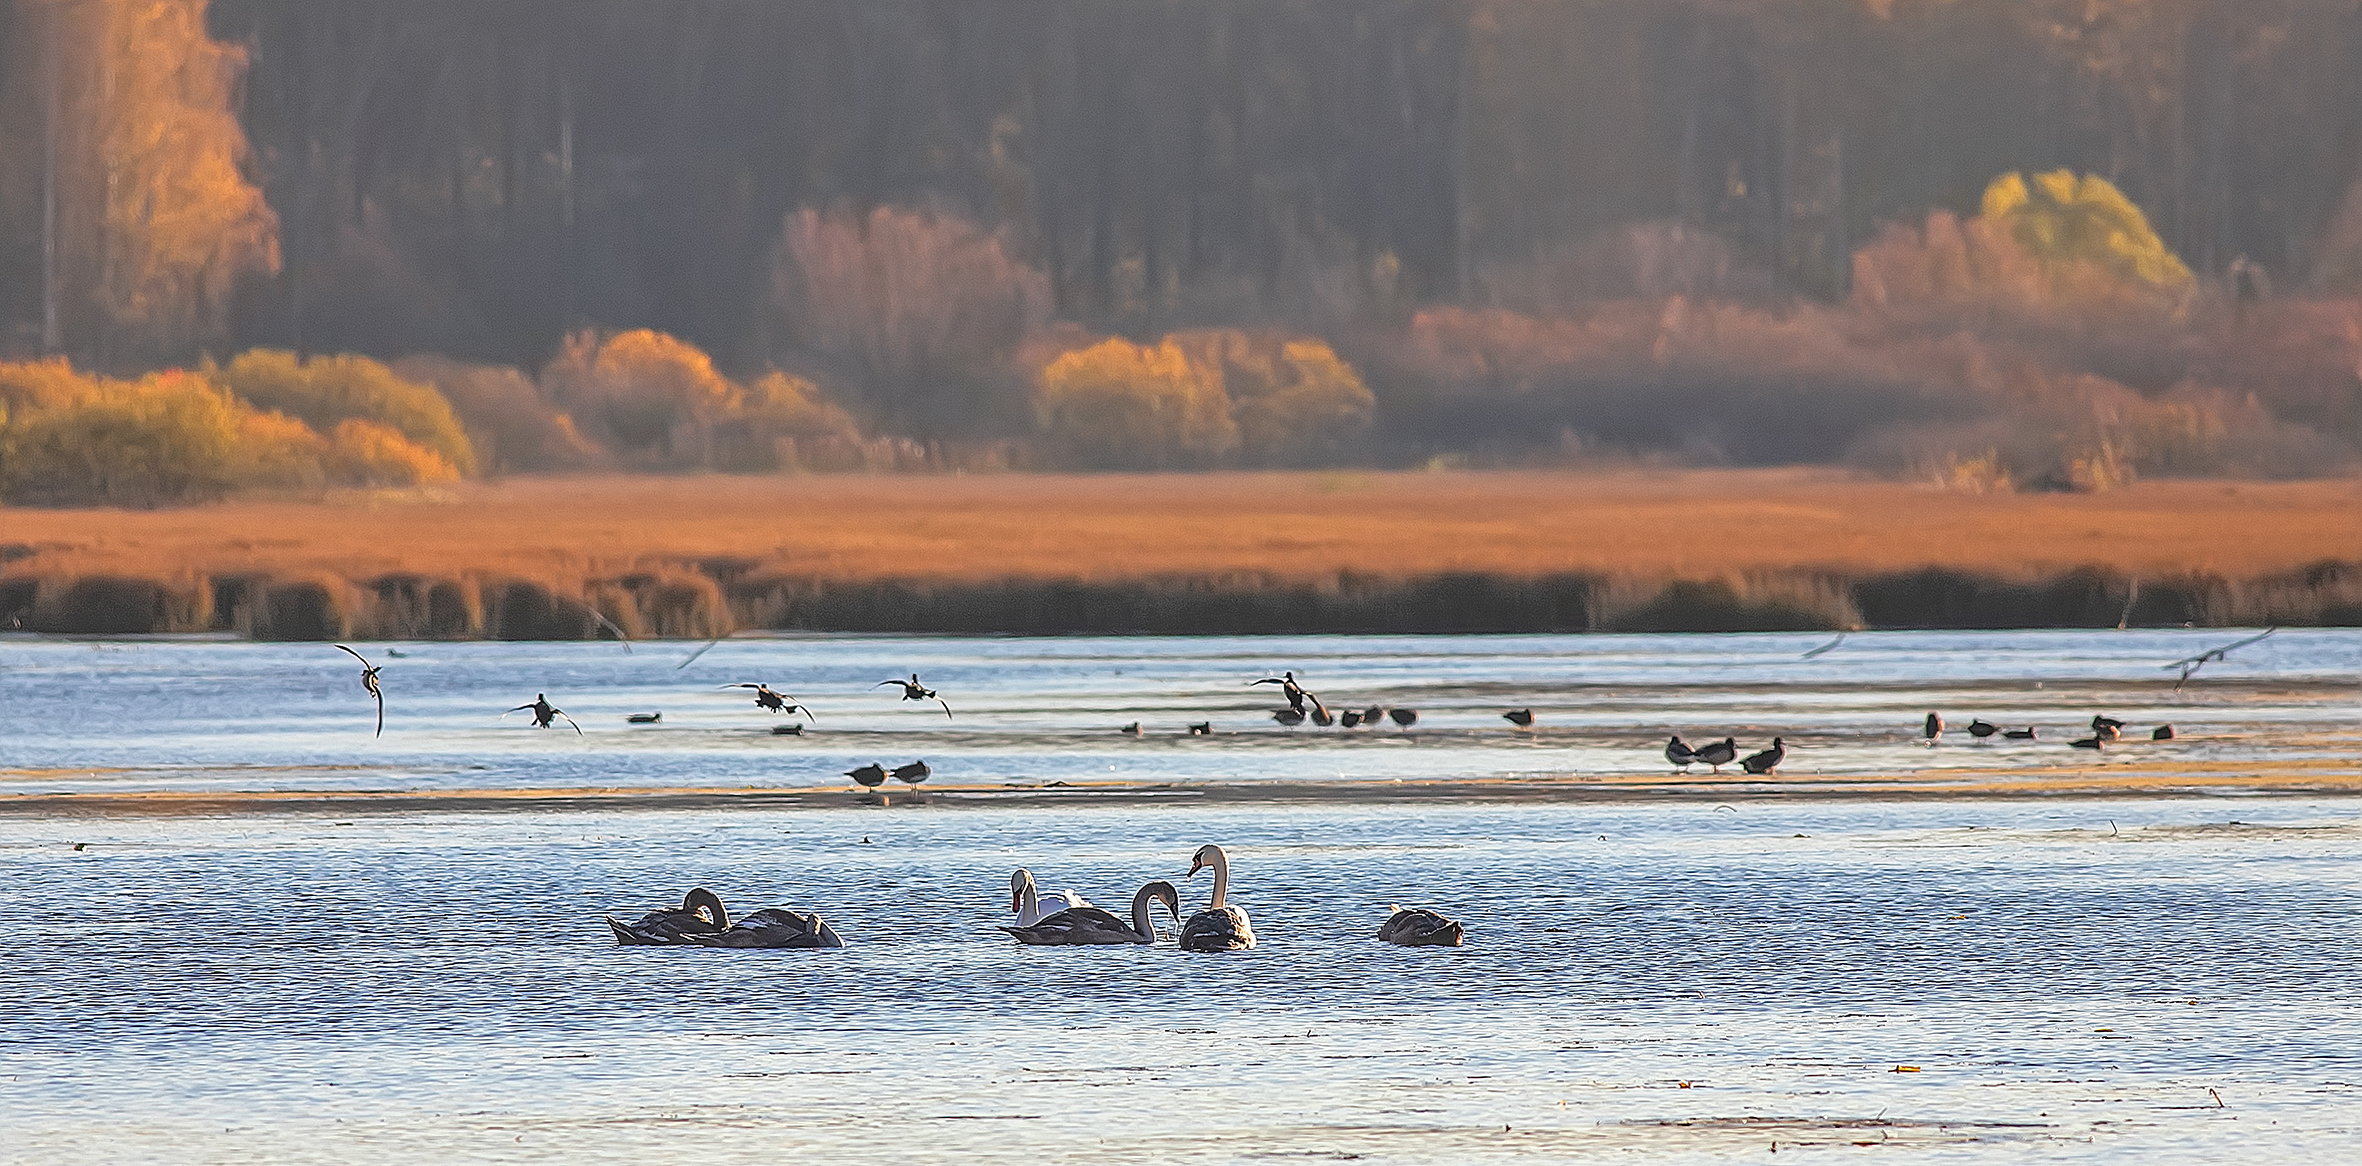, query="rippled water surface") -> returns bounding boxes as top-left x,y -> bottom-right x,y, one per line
0,628 -> 2355,793
2,631 -> 2359,1163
